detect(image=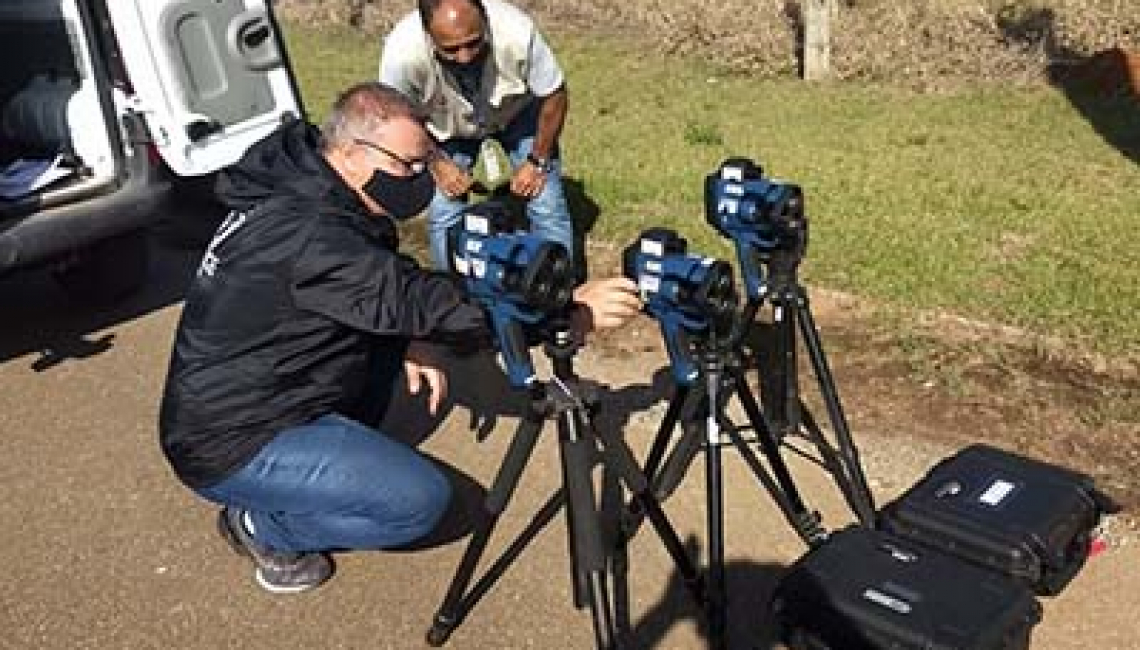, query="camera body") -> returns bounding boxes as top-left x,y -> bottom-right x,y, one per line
623,228 -> 738,384
705,157 -> 807,300
449,201 -> 576,388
